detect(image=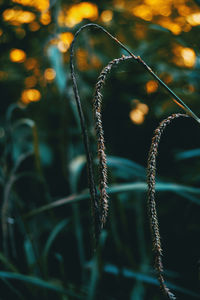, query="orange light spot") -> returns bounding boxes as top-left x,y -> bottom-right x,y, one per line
12,0 -> 49,12
132,5 -> 152,21
187,13 -> 200,26
181,48 -> 196,67
137,103 -> 149,114
0,28 -> 3,36
101,10 -> 113,23
130,100 -> 149,125
146,80 -> 158,94
40,11 -> 51,25
58,41 -> 68,52
177,5 -> 191,17
58,2 -> 98,27
29,21 -> 40,31
25,76 -> 37,88
130,109 -> 145,125
173,45 -> 196,68
44,68 -> 56,81
58,32 -> 74,52
3,9 -> 35,24
21,89 -> 41,104
158,19 -> 182,35
10,49 -> 26,63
